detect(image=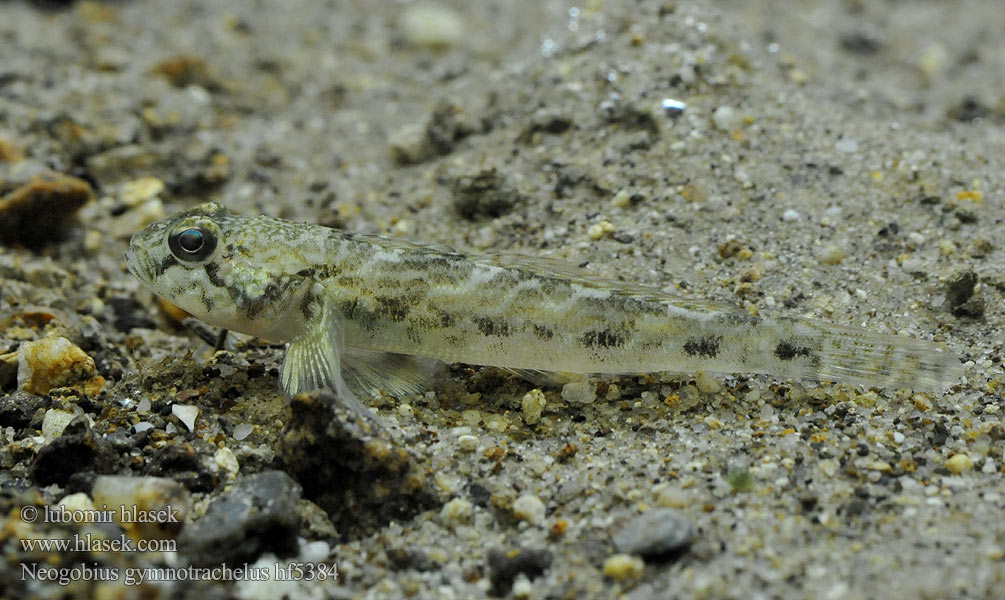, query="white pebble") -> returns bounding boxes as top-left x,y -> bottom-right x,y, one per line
512,494 -> 546,524
41,409 -> 76,440
695,371 -> 722,394
817,244 -> 846,265
561,379 -> 597,404
171,404 -> 198,432
300,540 -> 331,563
457,433 -> 479,451
441,497 -> 474,524
57,493 -> 96,522
233,423 -> 254,440
900,257 -> 926,274
214,446 -> 240,475
781,209 -> 800,222
521,389 -> 546,424
712,106 -> 740,131
400,3 -> 465,49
